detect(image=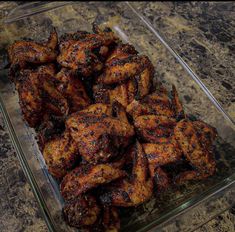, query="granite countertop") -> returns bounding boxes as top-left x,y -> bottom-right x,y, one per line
0,2 -> 235,232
